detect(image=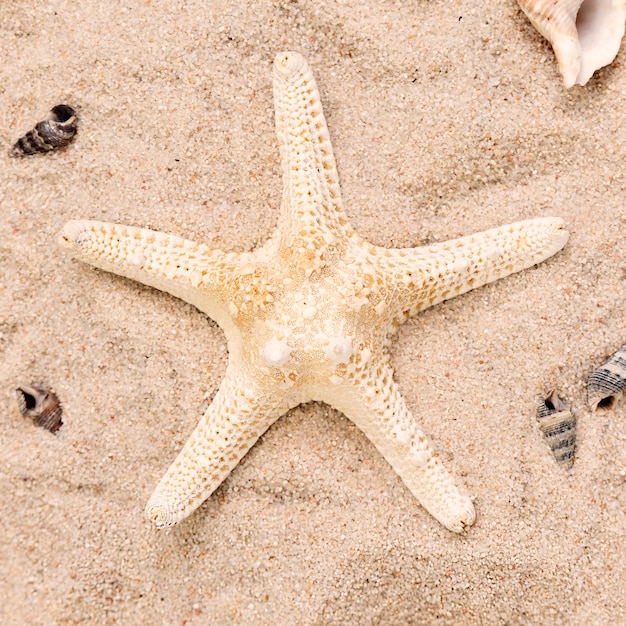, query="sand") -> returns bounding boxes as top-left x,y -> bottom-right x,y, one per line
2,1 -> 626,624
